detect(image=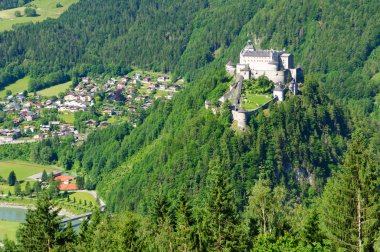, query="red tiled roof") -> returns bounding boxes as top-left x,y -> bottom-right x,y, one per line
54,175 -> 74,182
59,184 -> 78,191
